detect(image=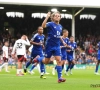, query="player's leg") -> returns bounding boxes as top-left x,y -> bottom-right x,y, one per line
38,57 -> 50,78
55,56 -> 66,83
65,61 -> 71,75
64,62 -> 67,73
24,53 -> 38,74
61,53 -> 67,71
37,64 -> 40,73
0,57 -> 9,72
70,60 -> 75,75
52,59 -> 57,75
61,60 -> 64,70
5,60 -> 9,72
17,55 -> 24,76
28,63 -> 37,74
25,57 -> 32,70
95,54 -> 100,75
61,59 -> 66,71
54,47 -> 66,83
0,57 -> 6,71
95,60 -> 100,75
33,57 -> 50,78
65,55 -> 71,75
17,61 -> 23,76
43,65 -> 50,75
40,62 -> 46,79
0,63 -> 6,71
32,56 -> 49,78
